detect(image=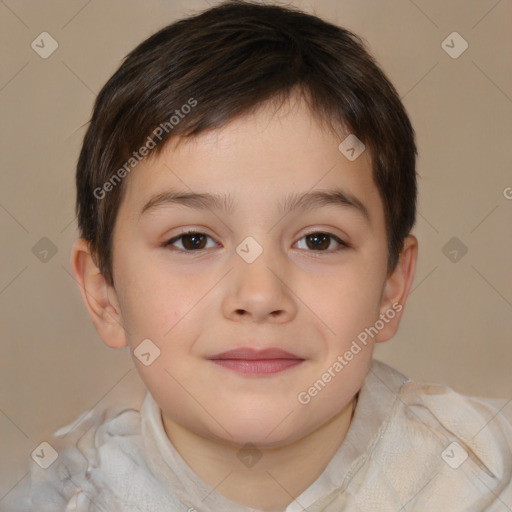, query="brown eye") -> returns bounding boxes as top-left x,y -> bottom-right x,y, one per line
182,233 -> 207,250
306,233 -> 330,250
296,232 -> 348,252
165,232 -> 216,251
